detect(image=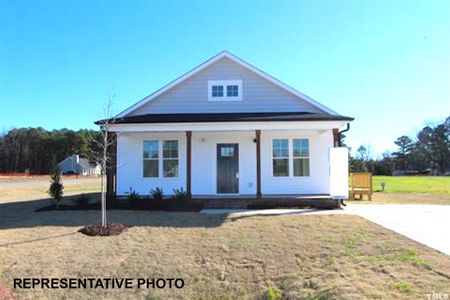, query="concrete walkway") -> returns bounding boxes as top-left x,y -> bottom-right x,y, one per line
200,204 -> 450,255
